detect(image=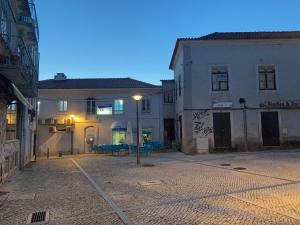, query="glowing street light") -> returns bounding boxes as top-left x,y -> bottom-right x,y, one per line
132,95 -> 143,165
